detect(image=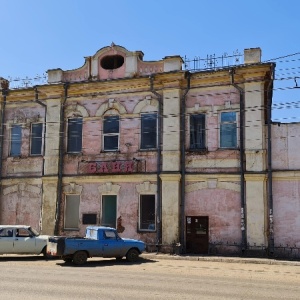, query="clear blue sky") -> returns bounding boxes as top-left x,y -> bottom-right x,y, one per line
1,0 -> 299,122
